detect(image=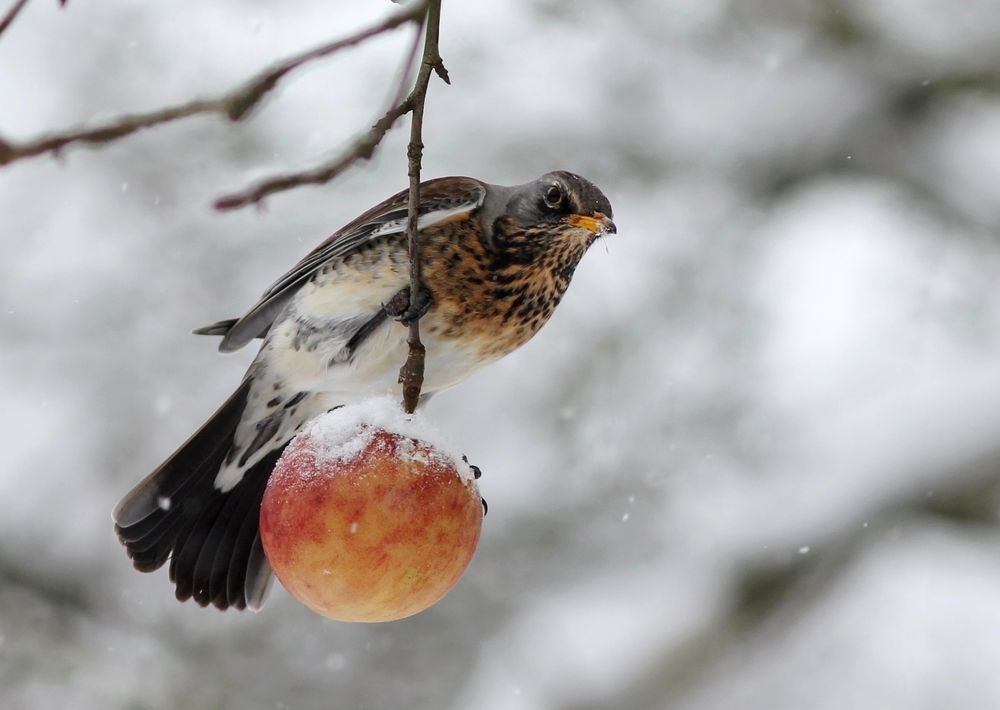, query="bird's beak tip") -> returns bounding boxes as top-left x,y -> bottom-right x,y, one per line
594,211 -> 616,237
569,212 -> 617,236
